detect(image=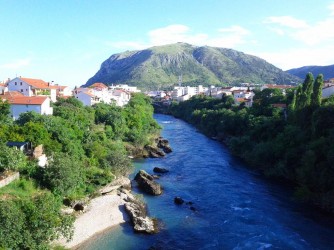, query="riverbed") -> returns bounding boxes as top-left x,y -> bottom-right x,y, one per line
79,114 -> 334,250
